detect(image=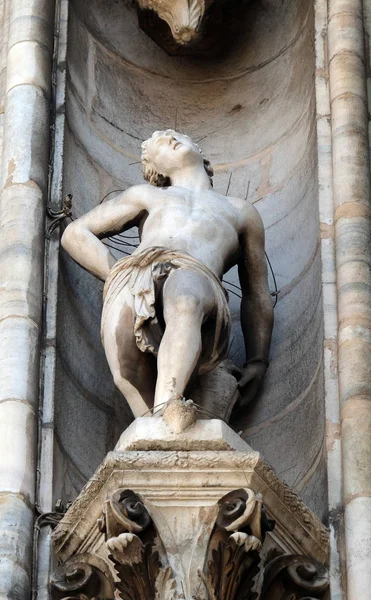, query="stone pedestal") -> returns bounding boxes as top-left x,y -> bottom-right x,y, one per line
51,418 -> 329,599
